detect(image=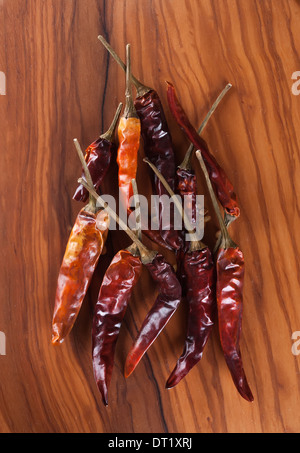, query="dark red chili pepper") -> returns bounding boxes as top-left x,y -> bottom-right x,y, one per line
176,168 -> 198,224
92,246 -> 142,406
175,165 -> 199,291
166,246 -> 215,389
197,150 -> 253,402
124,253 -> 182,378
80,179 -> 182,380
176,83 -> 232,227
144,159 -> 216,388
98,36 -> 183,252
216,247 -> 253,402
167,81 -> 240,223
134,89 -> 184,251
73,102 -> 122,202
